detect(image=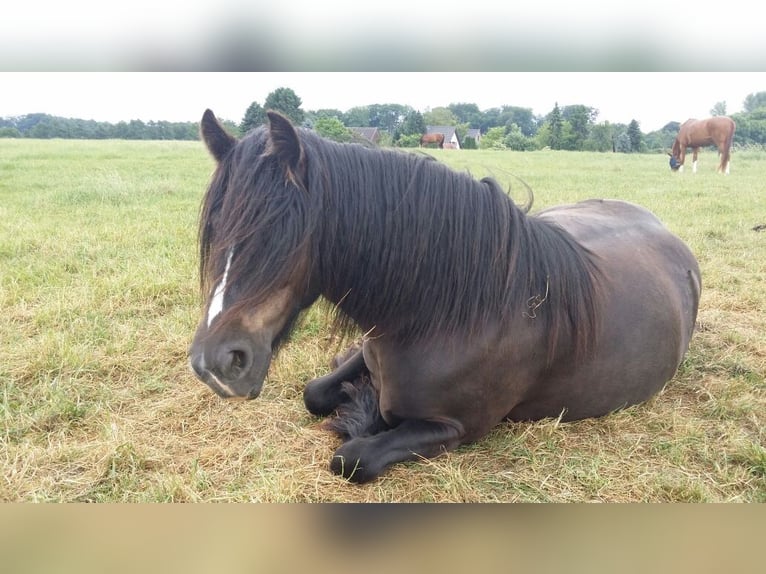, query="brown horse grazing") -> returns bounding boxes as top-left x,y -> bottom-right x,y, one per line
419,132 -> 444,148
669,116 -> 735,174
189,109 -> 702,483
